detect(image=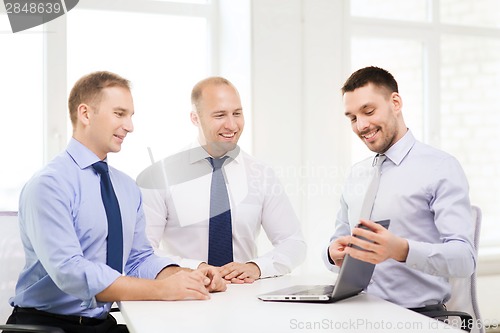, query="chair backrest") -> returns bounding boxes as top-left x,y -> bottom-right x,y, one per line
446,205 -> 484,333
0,212 -> 24,324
